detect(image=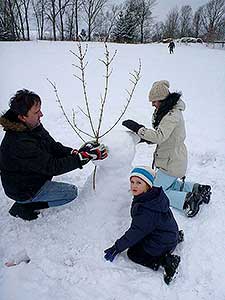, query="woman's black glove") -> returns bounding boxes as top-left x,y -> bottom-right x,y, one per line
122,119 -> 144,133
